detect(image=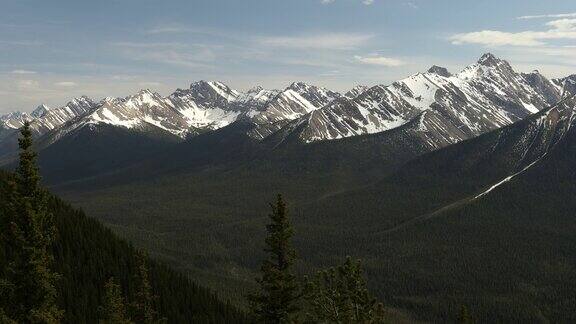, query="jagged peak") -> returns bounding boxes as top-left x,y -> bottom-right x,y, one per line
287,81 -> 336,94
344,85 -> 369,99
240,86 -> 280,103
189,80 -> 211,88
246,85 -> 265,94
427,65 -> 452,77
120,89 -> 160,102
133,89 -> 158,97
0,111 -> 27,121
477,53 -> 506,67
31,104 -> 50,118
189,80 -> 240,102
65,96 -> 96,107
560,74 -> 576,82
286,82 -> 340,102
287,81 -> 316,91
190,80 -> 230,91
